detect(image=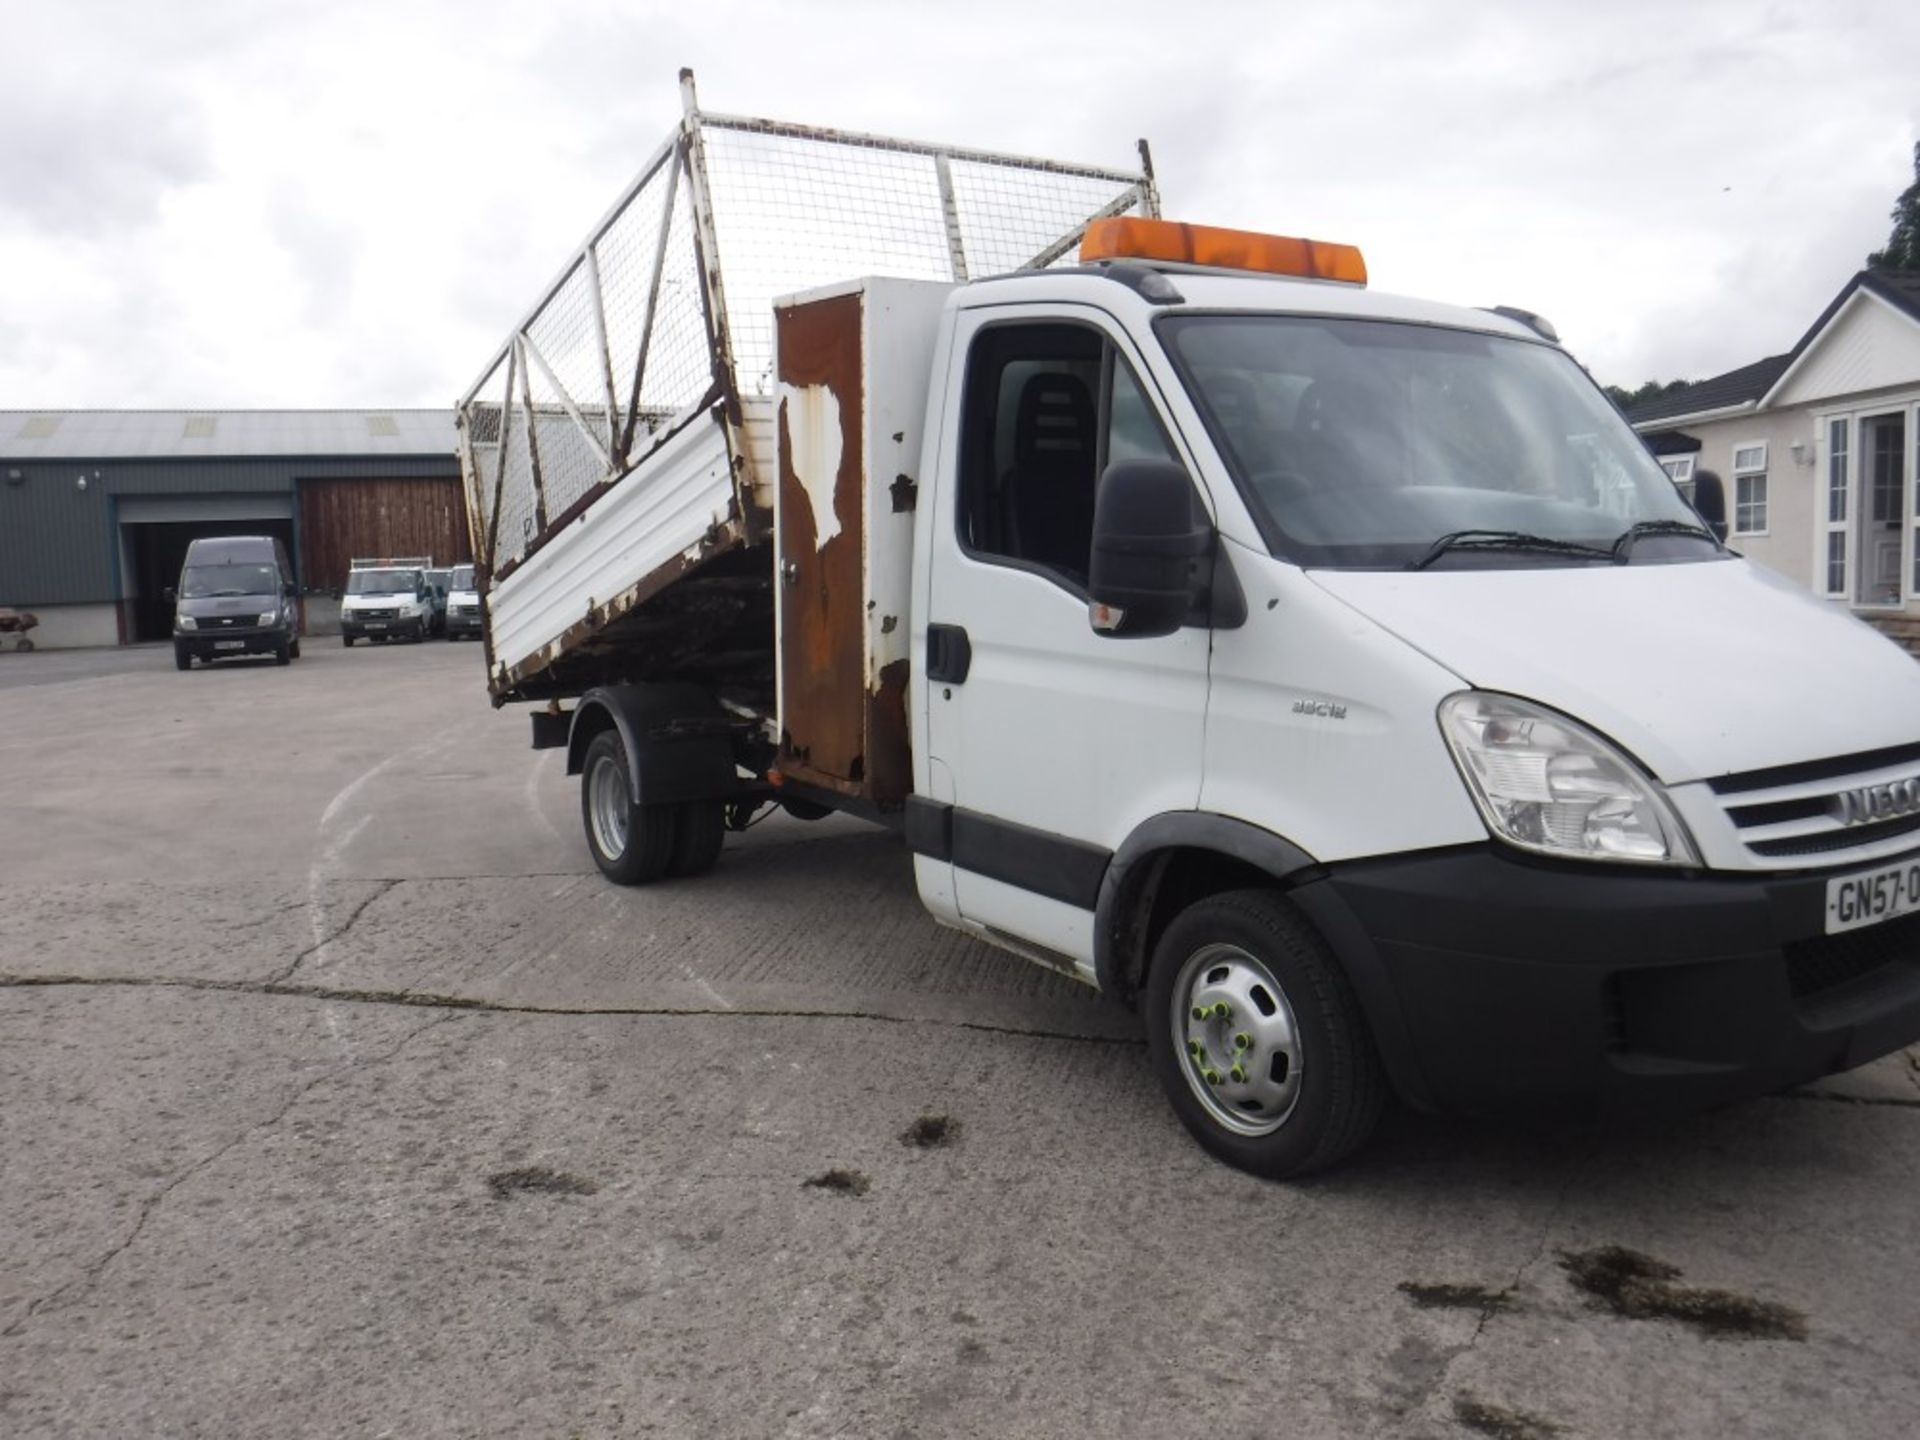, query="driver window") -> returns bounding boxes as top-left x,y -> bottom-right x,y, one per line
958,323 -> 1177,590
